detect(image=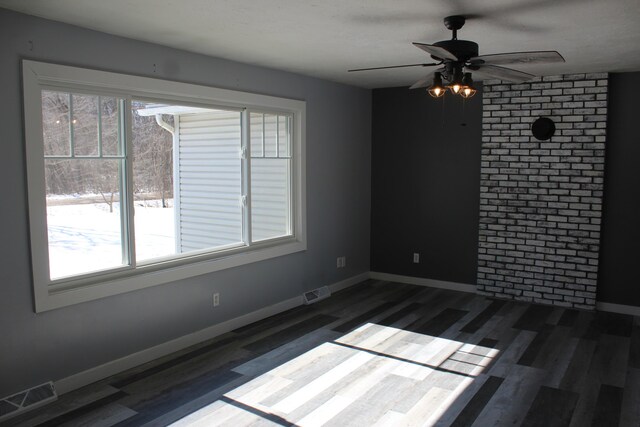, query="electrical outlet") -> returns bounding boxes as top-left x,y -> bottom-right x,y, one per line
213,292 -> 220,307
413,253 -> 420,263
342,256 -> 347,267
337,257 -> 342,268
